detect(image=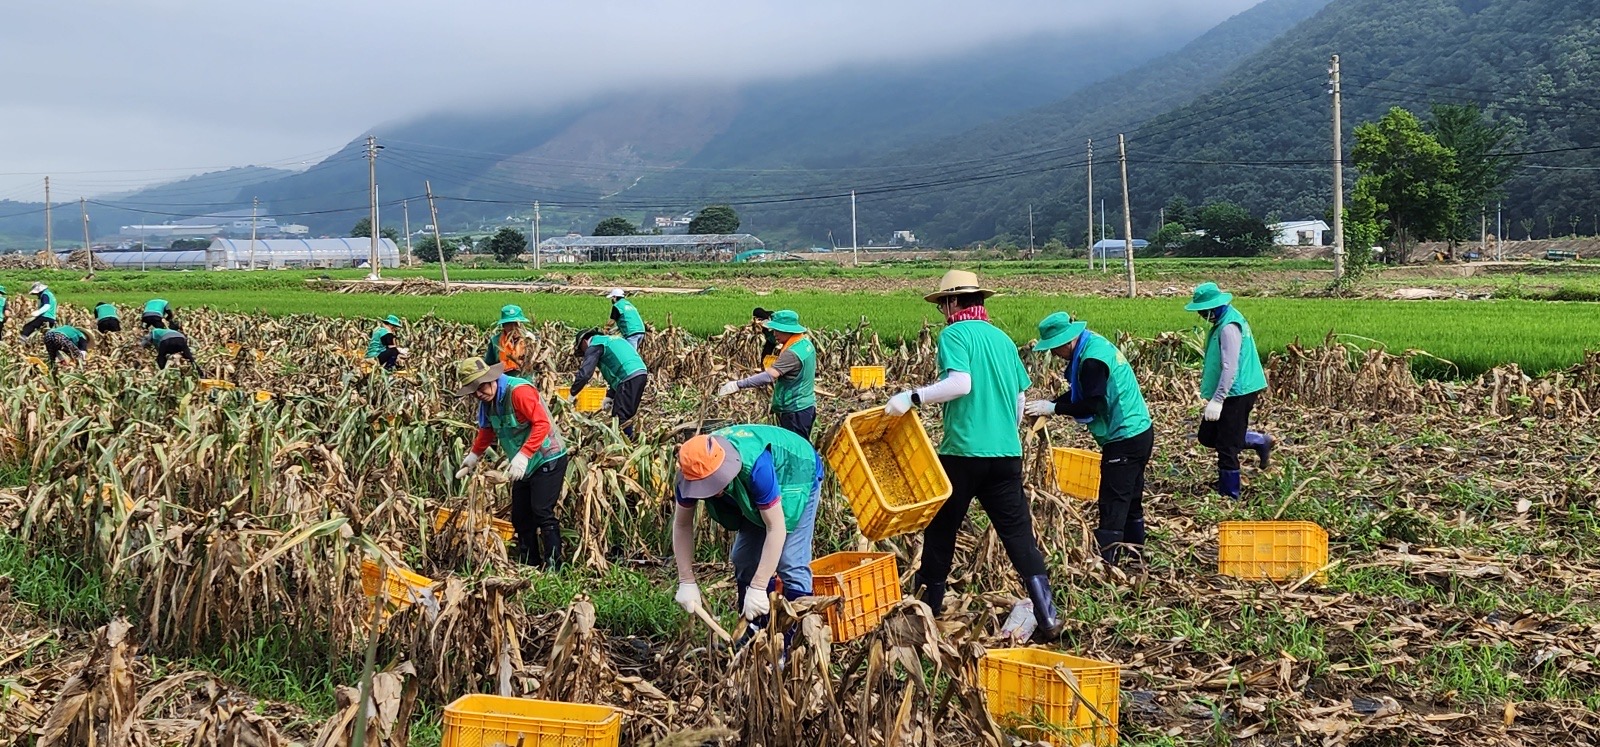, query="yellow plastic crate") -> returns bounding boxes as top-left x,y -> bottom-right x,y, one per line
1050,447 -> 1100,502
980,648 -> 1120,747
810,552 -> 901,642
849,365 -> 887,389
1218,521 -> 1330,584
556,385 -> 607,413
761,354 -> 777,370
359,559 -> 434,611
441,694 -> 621,747
198,378 -> 236,392
824,407 -> 951,541
433,508 -> 515,542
